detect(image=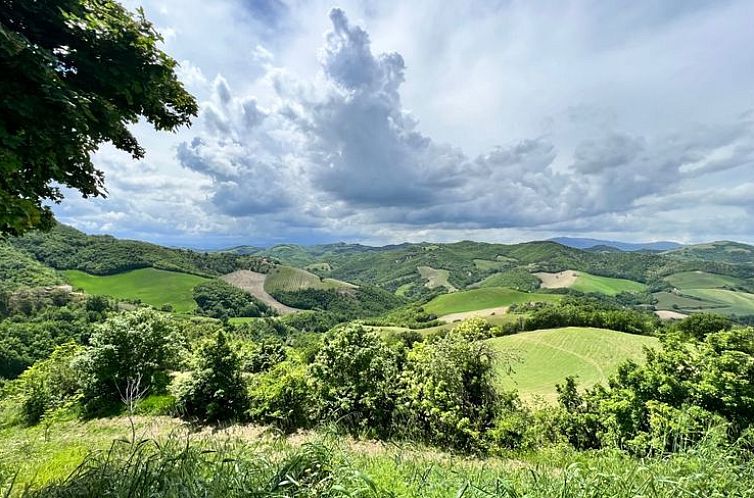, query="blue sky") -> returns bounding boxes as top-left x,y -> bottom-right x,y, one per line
53,0 -> 754,248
